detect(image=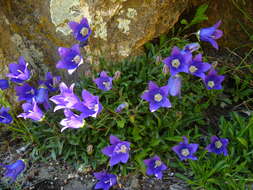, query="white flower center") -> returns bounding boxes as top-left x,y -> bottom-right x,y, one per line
73,55 -> 81,64
93,104 -> 99,112
80,27 -> 89,36
189,65 -> 198,73
171,59 -> 180,68
215,140 -> 222,149
116,145 -> 127,153
154,93 -> 163,102
208,81 -> 215,88
181,148 -> 190,156
154,160 -> 162,168
17,69 -> 24,74
103,81 -> 111,89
